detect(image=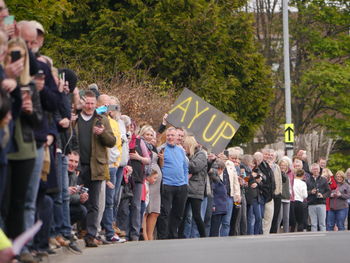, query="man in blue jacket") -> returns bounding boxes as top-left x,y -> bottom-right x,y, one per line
157,127 -> 188,239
